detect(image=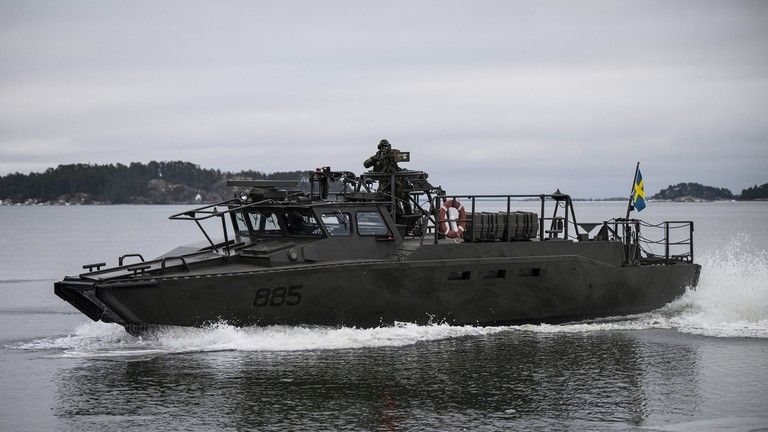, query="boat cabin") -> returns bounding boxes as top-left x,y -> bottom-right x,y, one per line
166,168 -> 695,267
230,204 -> 396,241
